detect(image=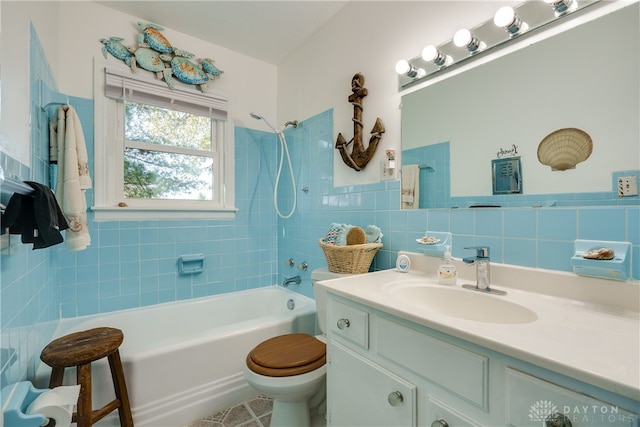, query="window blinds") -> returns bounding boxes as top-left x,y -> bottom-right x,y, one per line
104,68 -> 228,120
